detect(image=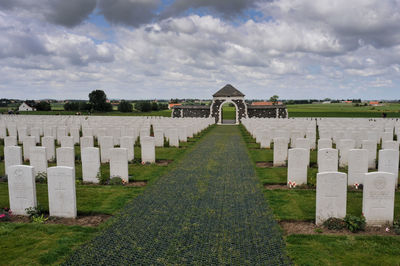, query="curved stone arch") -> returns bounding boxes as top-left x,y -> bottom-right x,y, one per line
218,99 -> 239,125
210,97 -> 247,124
